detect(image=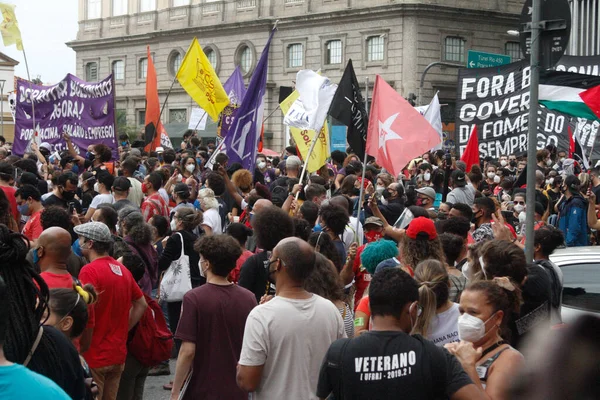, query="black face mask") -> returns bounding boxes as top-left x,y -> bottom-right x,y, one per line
62,188 -> 76,201
353,188 -> 361,196
509,160 -> 517,167
382,189 -> 391,199
471,212 -> 481,225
